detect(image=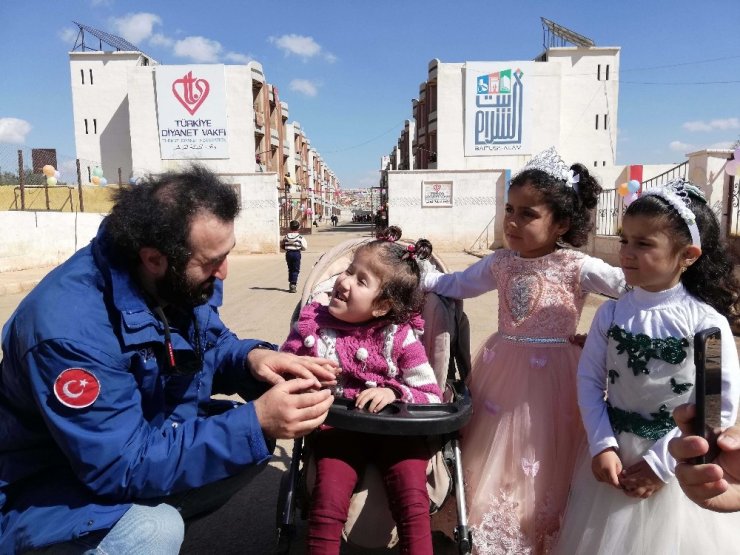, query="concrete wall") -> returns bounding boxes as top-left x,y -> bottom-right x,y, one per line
0,212 -> 105,272
386,169 -> 503,251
